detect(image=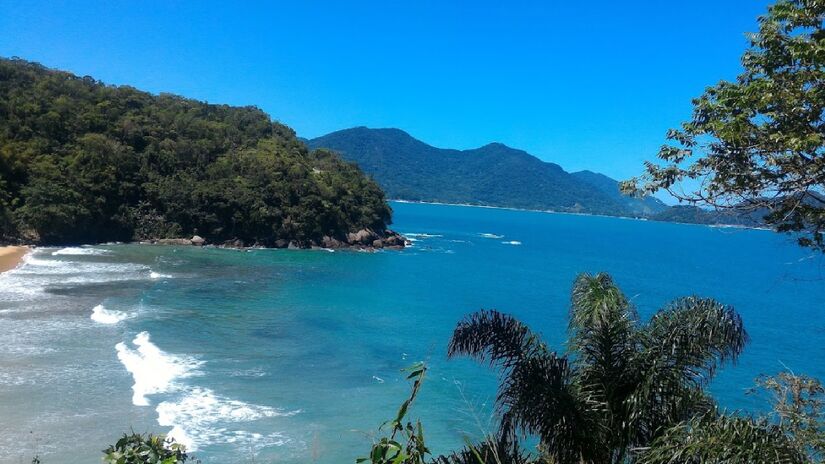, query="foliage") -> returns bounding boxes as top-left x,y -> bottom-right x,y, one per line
359,363 -> 431,464
639,372 -> 825,463
754,372 -> 825,460
0,58 -> 392,246
103,433 -> 195,464
622,0 -> 825,250
431,435 -> 534,464
637,413 -> 807,464
447,273 -> 747,464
